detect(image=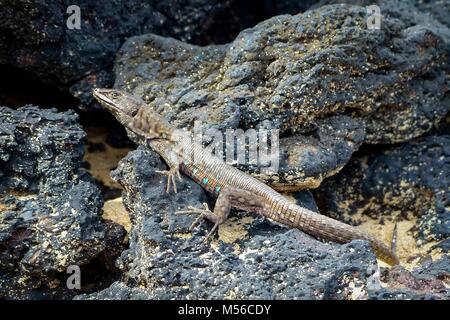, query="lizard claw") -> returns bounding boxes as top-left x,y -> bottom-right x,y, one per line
203,222 -> 220,241
175,203 -> 219,239
156,167 -> 182,193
